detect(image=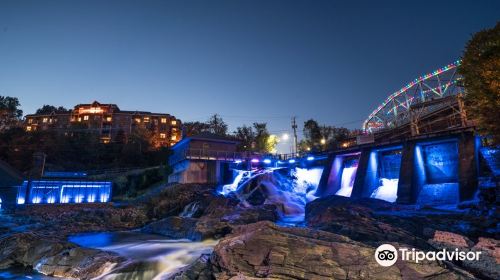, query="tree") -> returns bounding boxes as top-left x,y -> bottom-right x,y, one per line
0,96 -> 22,131
183,121 -> 210,137
234,125 -> 255,150
35,105 -> 70,114
303,119 -> 321,144
459,22 -> 500,144
183,115 -> 228,137
302,119 -> 323,151
299,118 -> 353,152
253,123 -> 277,154
234,123 -> 278,153
207,114 -> 228,136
